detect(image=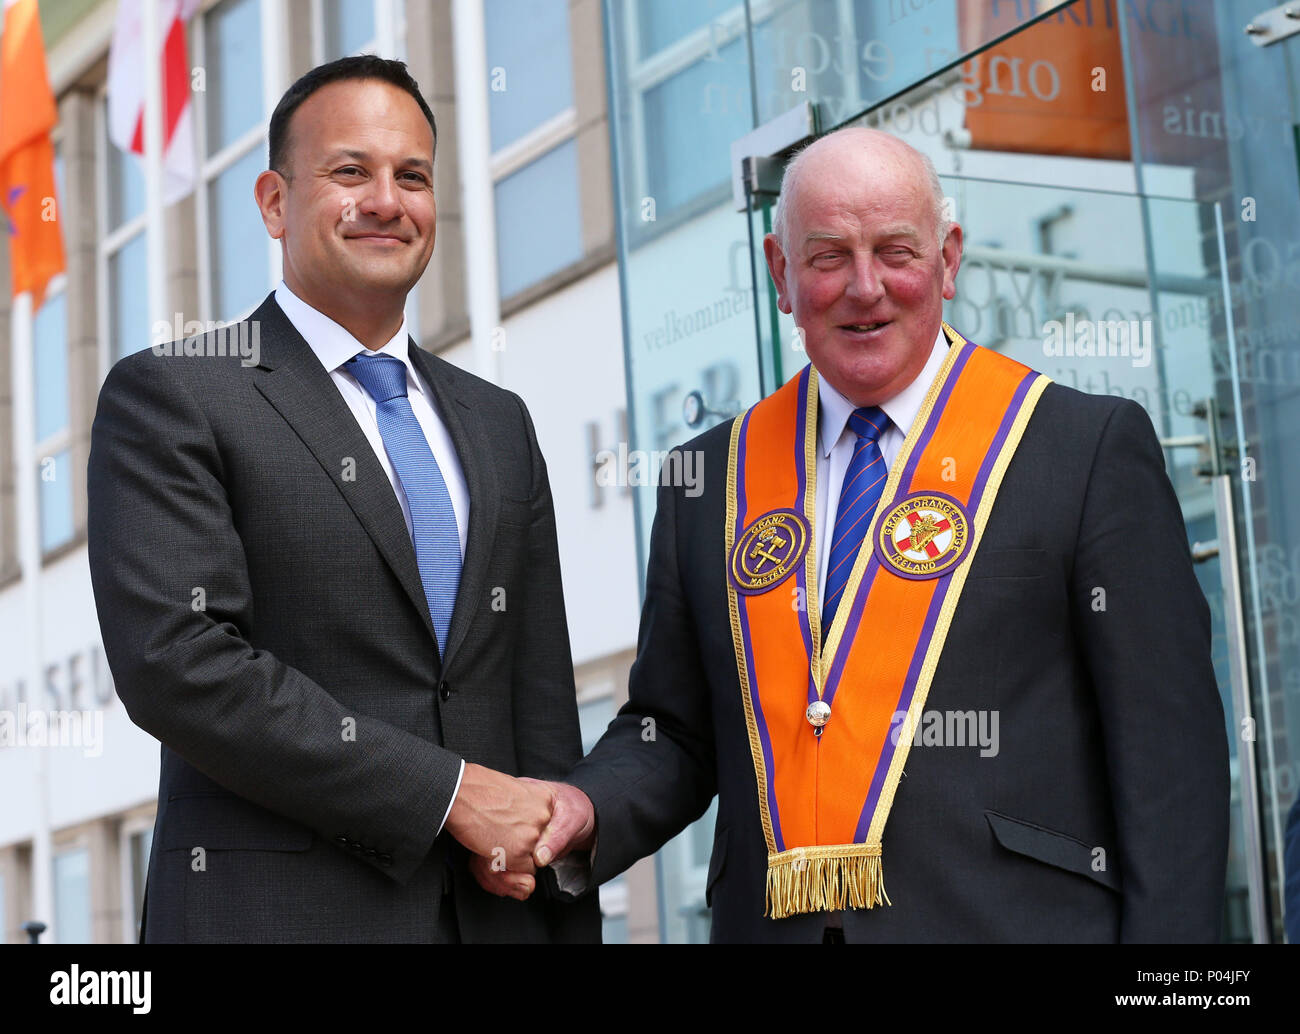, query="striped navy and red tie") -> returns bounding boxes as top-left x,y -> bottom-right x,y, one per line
822,406 -> 889,630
